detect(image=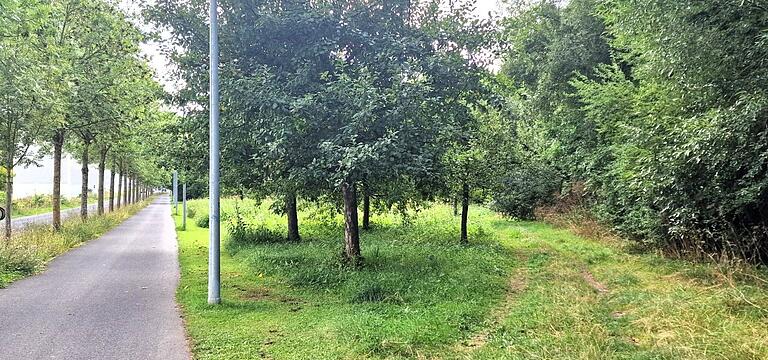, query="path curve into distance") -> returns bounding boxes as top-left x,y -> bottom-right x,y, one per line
0,196 -> 189,360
